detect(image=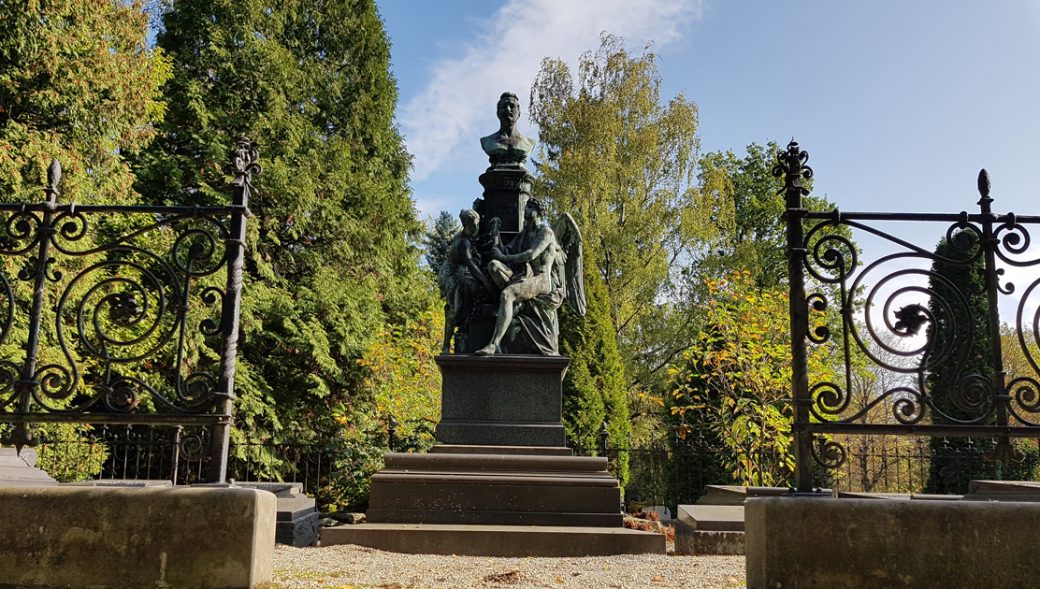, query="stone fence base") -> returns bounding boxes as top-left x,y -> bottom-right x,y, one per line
0,486 -> 275,589
746,496 -> 1040,589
